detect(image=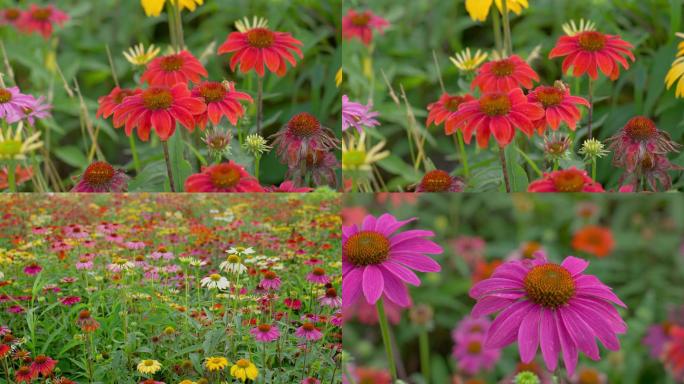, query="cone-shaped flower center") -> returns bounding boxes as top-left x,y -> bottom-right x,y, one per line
31,8 -> 52,21
524,264 -> 575,308
264,271 -> 277,279
350,12 -> 371,26
83,161 -> 115,186
491,59 -> 515,76
302,322 -> 315,331
227,254 -> 240,263
0,140 -> 22,157
114,89 -> 137,104
135,255 -> 144,262
326,287 -> 337,297
209,273 -> 221,281
199,82 -> 227,103
236,359 -> 250,368
246,28 -> 275,48
209,164 -> 241,188
344,230 -> 390,266
342,149 -> 366,168
312,267 -> 325,276
536,86 -> 564,107
142,88 -> 173,110
445,95 -> 467,111
479,93 -> 511,116
469,324 -> 483,332
143,360 -> 155,367
624,116 -> 656,141
79,310 -> 91,319
288,113 -> 321,137
34,355 -> 47,364
552,169 -> 586,192
17,366 -> 31,375
159,55 -> 184,72
467,340 -> 482,354
577,368 -> 601,384
258,324 -> 271,332
420,170 -> 452,192
0,88 -> 12,103
578,31 -> 607,52
4,9 -> 20,21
